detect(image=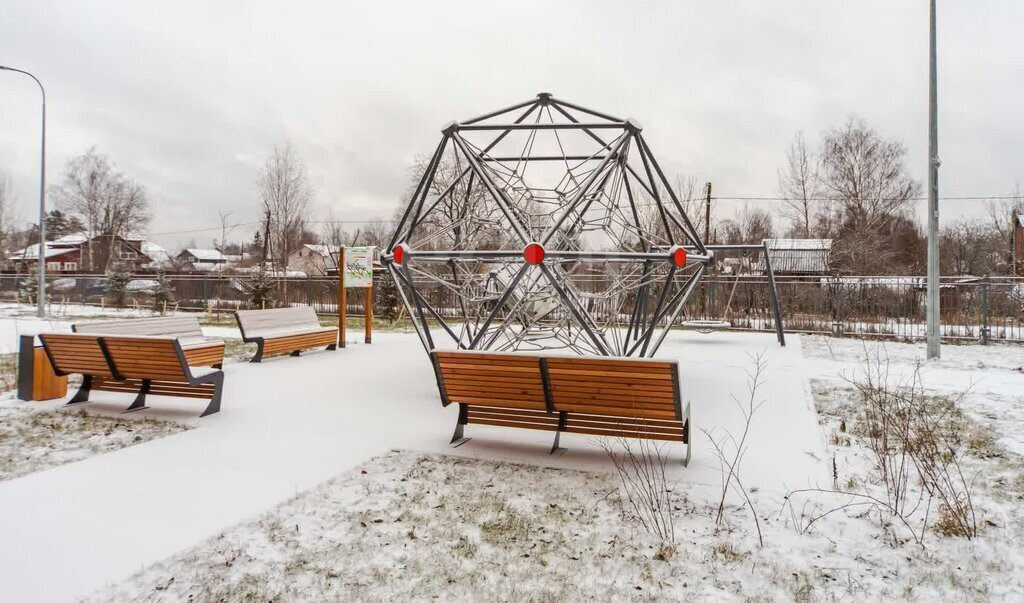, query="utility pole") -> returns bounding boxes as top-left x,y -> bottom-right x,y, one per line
926,0 -> 941,359
703,182 -> 712,244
